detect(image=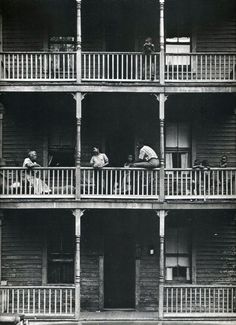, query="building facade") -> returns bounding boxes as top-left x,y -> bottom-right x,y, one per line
0,0 -> 236,322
